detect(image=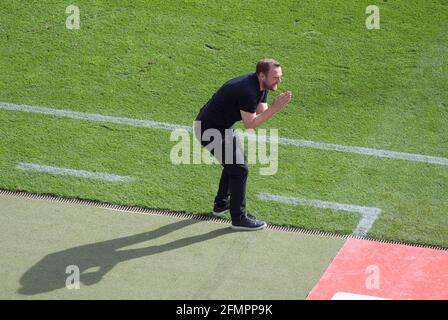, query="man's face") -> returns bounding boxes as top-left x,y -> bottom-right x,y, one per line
261,67 -> 282,91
